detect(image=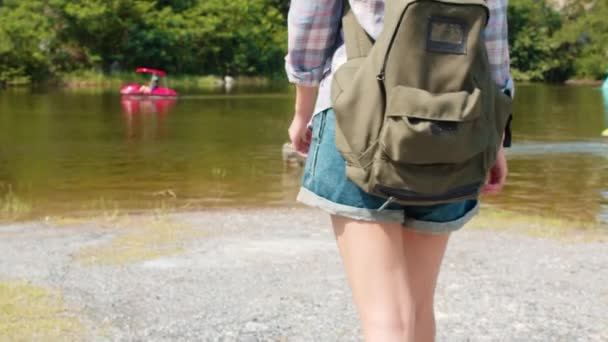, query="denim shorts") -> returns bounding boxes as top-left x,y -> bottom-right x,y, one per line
297,109 -> 479,234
